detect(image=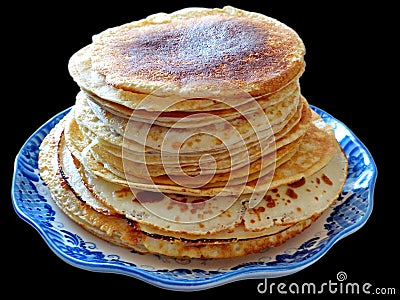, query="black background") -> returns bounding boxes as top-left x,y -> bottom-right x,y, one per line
5,0 -> 396,298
